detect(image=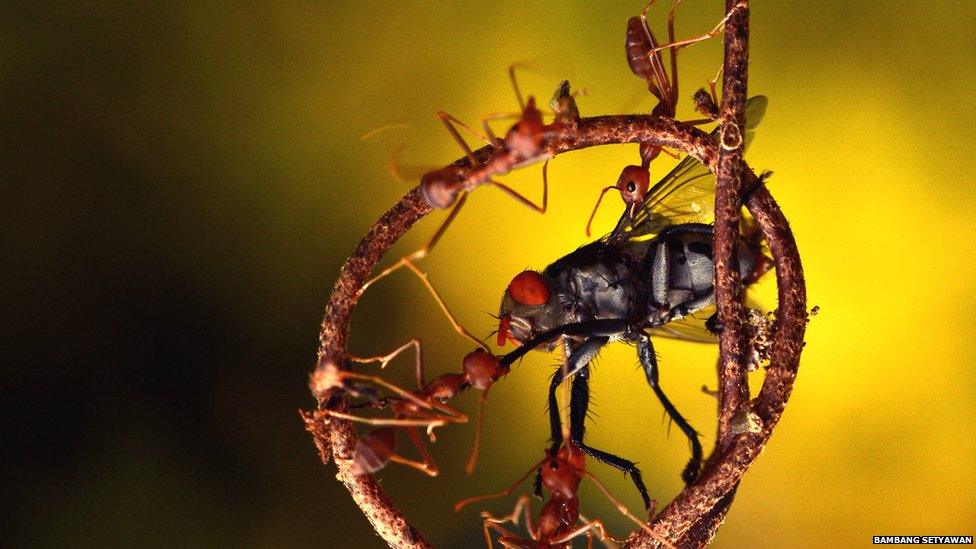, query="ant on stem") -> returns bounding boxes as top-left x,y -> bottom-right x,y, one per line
585,0 -> 736,237
312,344 -> 510,476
